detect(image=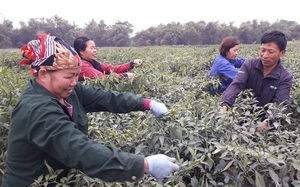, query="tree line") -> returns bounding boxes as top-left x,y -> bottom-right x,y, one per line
0,15 -> 300,48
